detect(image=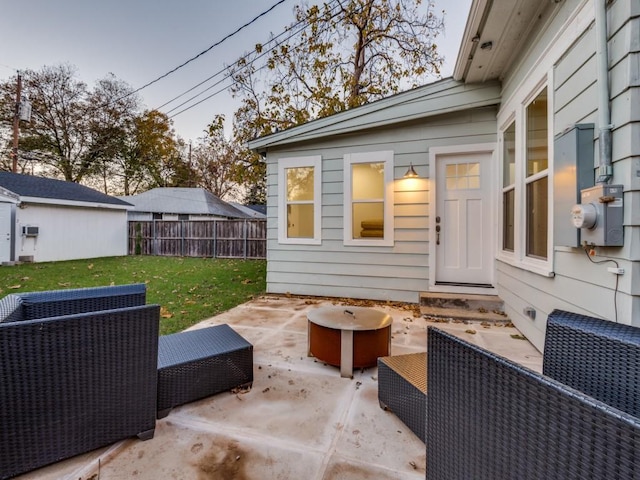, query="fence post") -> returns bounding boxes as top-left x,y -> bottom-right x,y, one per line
243,219 -> 248,259
181,220 -> 185,257
213,220 -> 217,259
153,219 -> 157,256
